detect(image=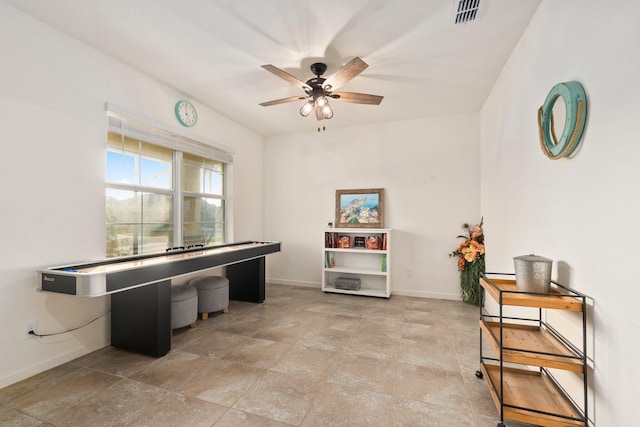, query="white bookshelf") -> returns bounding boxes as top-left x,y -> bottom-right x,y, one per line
322,228 -> 391,298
